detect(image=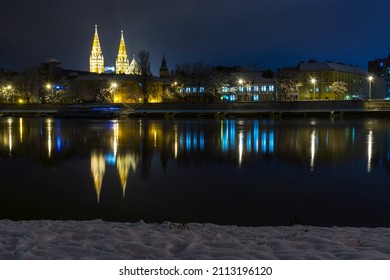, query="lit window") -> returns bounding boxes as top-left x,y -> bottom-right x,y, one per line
239,86 -> 244,92
254,94 -> 259,101
380,62 -> 384,67
222,86 -> 228,93
199,87 -> 205,93
261,85 -> 267,92
325,86 -> 329,92
246,86 -> 252,92
193,87 -> 197,93
230,87 -> 235,92
254,86 -> 259,92
186,87 -> 191,93
230,95 -> 236,101
179,88 -> 184,93
269,85 -> 275,92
